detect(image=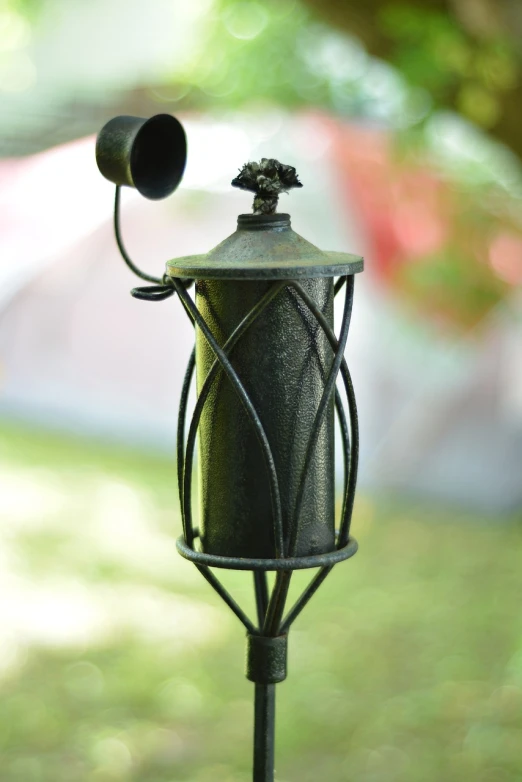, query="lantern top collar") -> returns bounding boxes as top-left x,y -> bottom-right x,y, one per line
166,212 -> 364,281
